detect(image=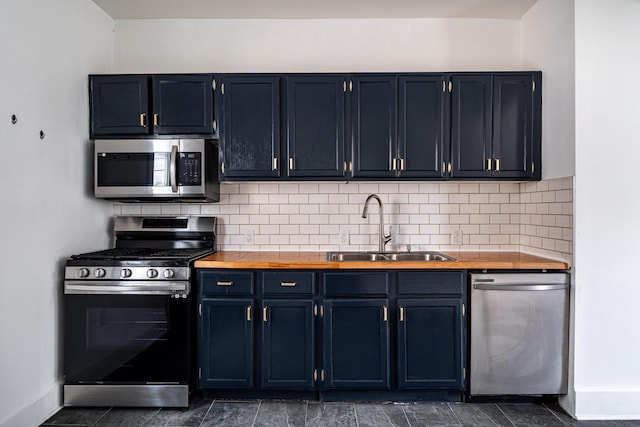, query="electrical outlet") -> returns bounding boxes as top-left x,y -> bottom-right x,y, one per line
452,229 -> 462,246
339,228 -> 349,245
243,229 -> 255,246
